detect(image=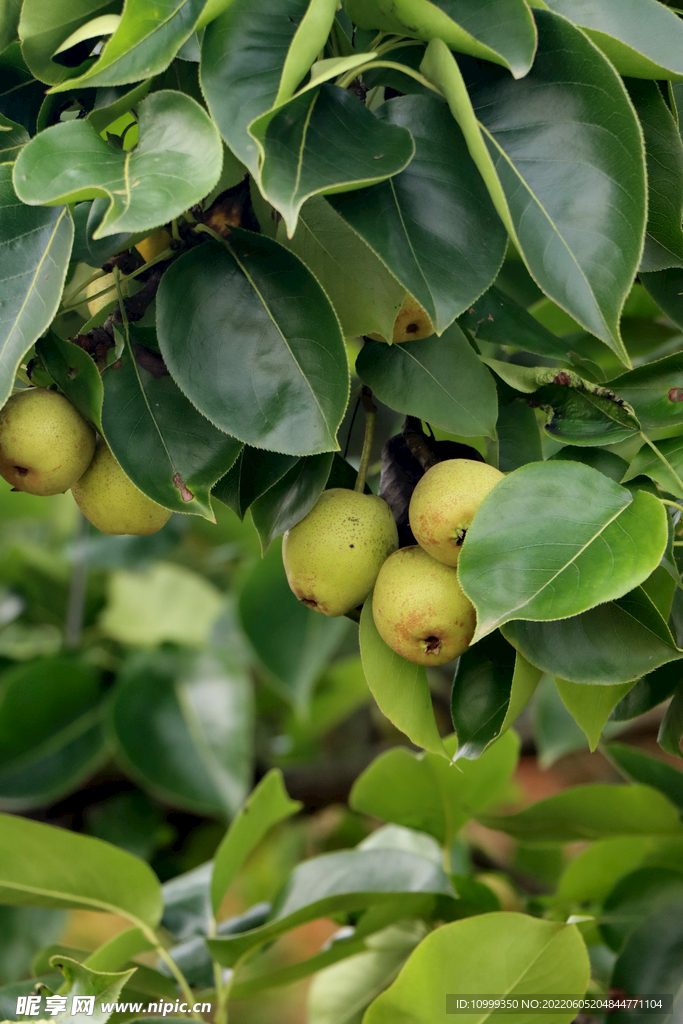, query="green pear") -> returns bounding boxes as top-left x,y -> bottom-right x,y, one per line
283,488 -> 398,617
0,389 -> 96,496
372,545 -> 475,665
409,458 -> 504,567
72,444 -> 172,535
